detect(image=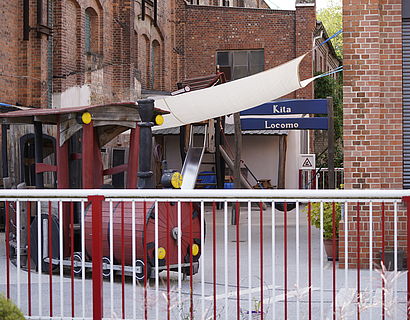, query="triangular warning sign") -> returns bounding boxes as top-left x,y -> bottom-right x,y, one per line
302,158 -> 312,167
